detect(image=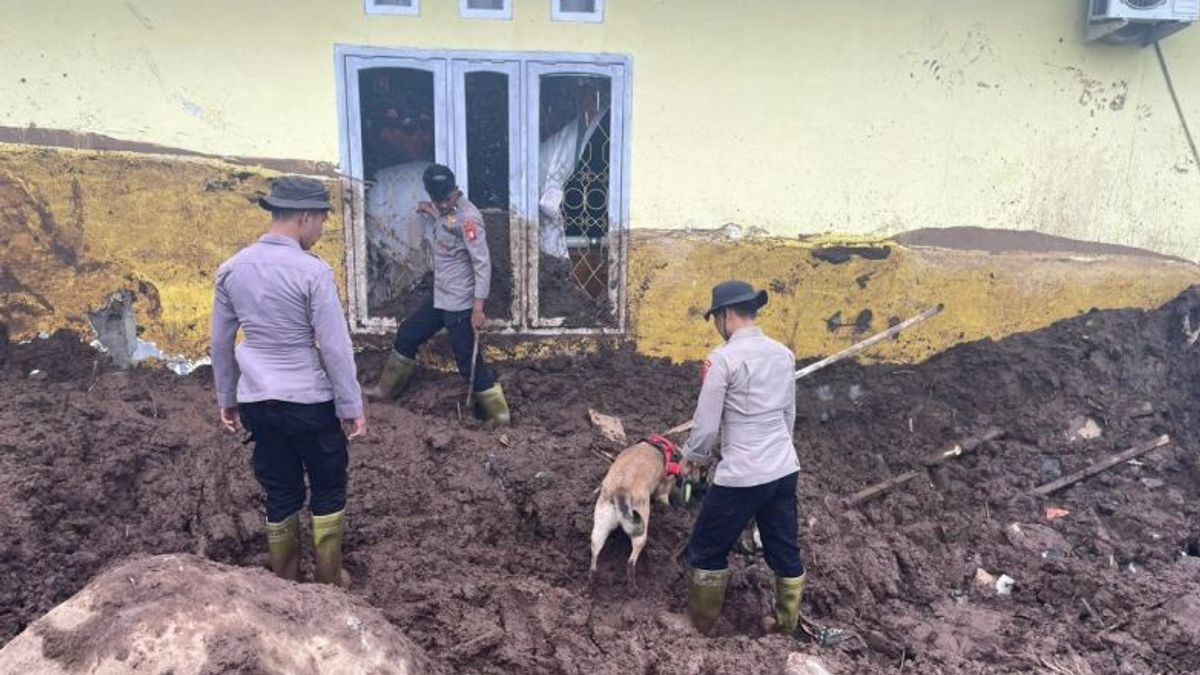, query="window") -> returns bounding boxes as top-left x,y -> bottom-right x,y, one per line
335,46 -> 631,335
551,0 -> 604,23
364,0 -> 419,17
460,0 -> 512,20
